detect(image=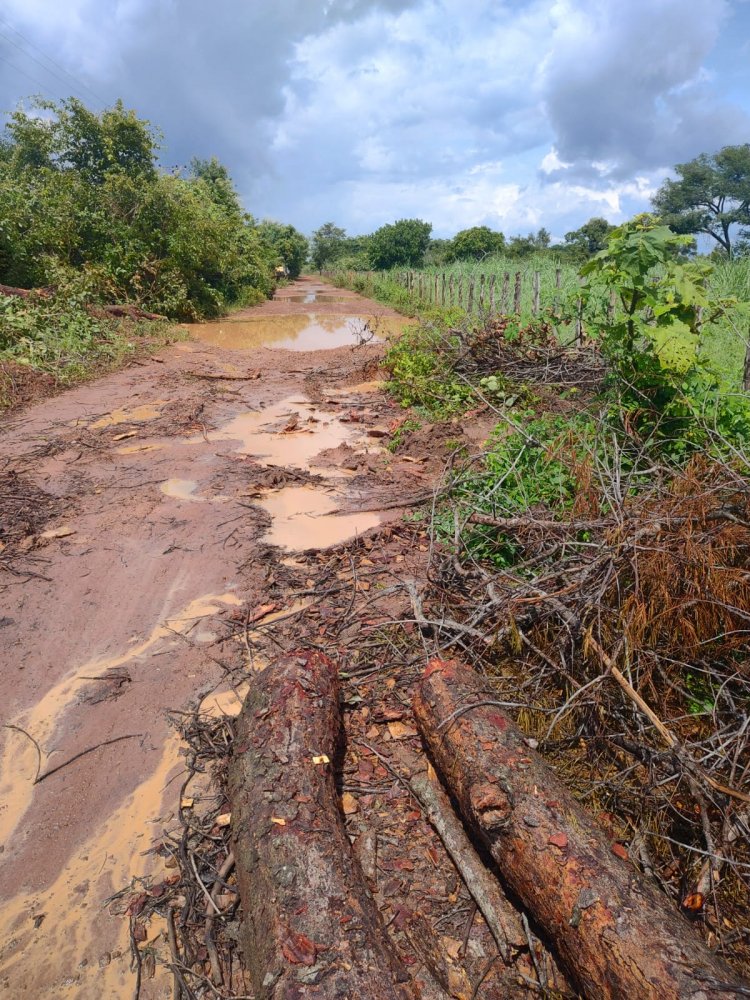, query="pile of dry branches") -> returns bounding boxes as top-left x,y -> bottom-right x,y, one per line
454,318 -> 607,392
415,449 -> 750,966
